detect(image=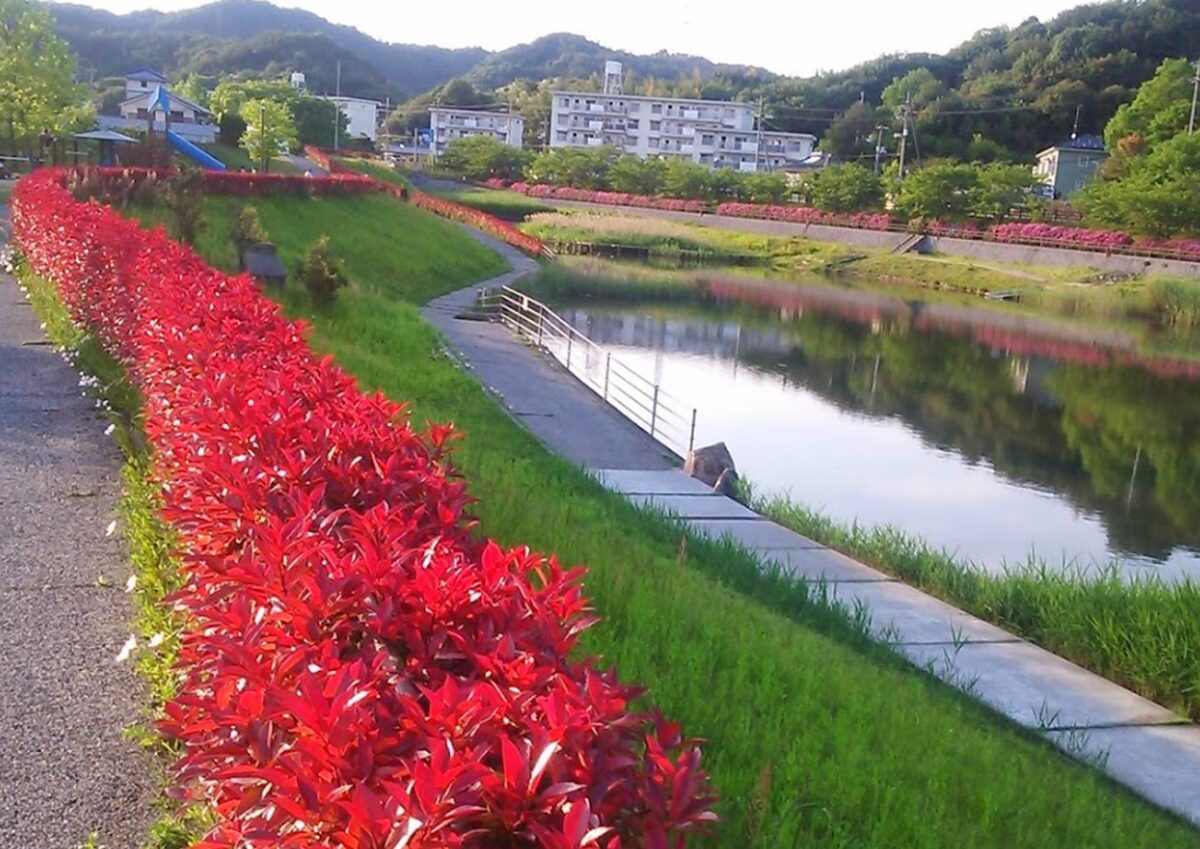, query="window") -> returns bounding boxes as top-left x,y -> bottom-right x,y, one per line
141,81 -> 149,88
701,134 -> 714,145
627,119 -> 639,130
651,103 -> 662,114
628,102 -> 640,113
649,137 -> 660,148
561,97 -> 570,107
650,120 -> 661,132
556,131 -> 567,142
